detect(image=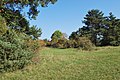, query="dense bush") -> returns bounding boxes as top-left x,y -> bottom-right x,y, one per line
0,30 -> 35,72
76,37 -> 94,50
68,40 -> 80,48
52,39 -> 69,49
38,40 -> 46,47
0,16 -> 7,35
47,36 -> 94,50
25,40 -> 41,54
